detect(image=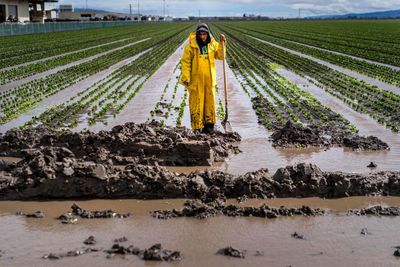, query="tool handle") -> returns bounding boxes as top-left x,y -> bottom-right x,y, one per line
222,39 -> 229,122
